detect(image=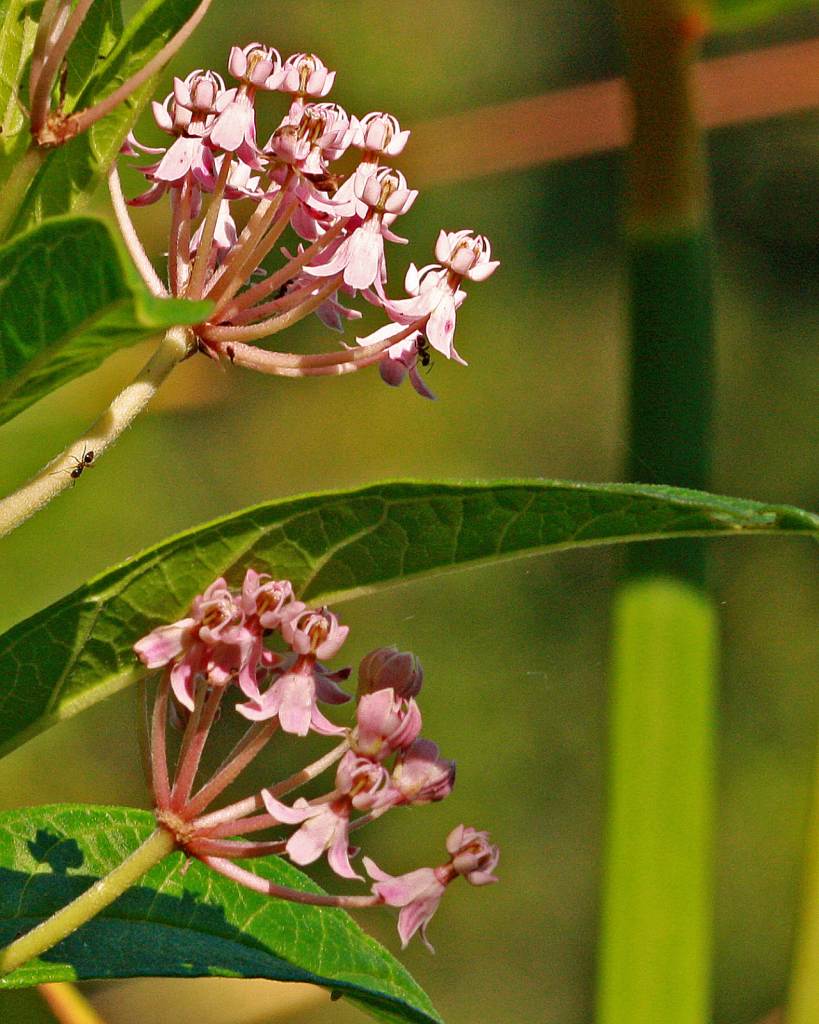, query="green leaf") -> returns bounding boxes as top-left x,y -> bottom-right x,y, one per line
1,479 -> 817,757
0,805 -> 441,1024
0,0 -> 209,236
0,216 -> 210,426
